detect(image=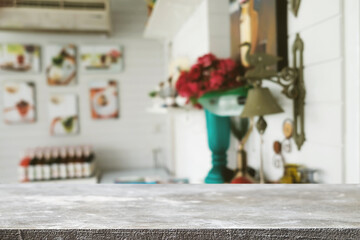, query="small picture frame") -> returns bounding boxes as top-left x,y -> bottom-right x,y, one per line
3,81 -> 36,124
0,44 -> 41,73
80,45 -> 124,74
89,80 -> 119,120
48,93 -> 79,136
45,44 -> 77,86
